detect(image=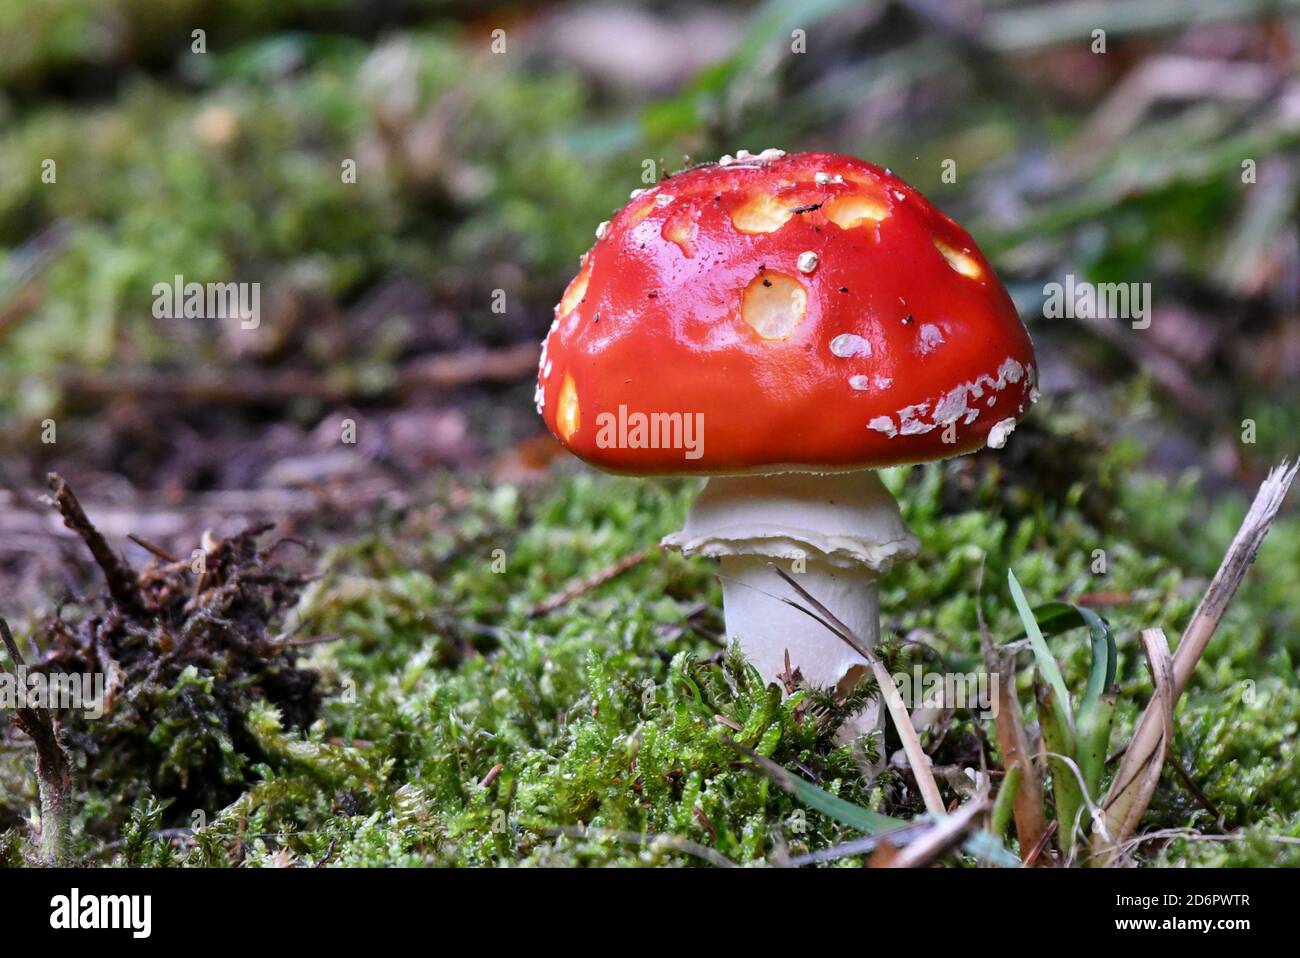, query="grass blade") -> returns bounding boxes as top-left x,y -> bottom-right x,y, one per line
735,744 -> 1020,867
991,764 -> 1022,839
1076,605 -> 1117,711
1074,605 -> 1118,802
734,742 -> 903,833
977,561 -> 1047,862
1007,570 -> 1073,731
1035,676 -> 1084,849
1010,597 -> 1118,807
1009,571 -> 1084,850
